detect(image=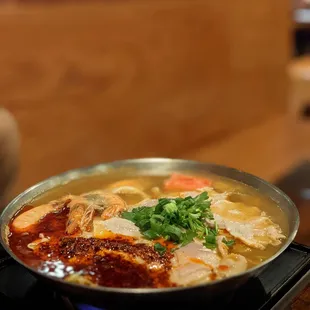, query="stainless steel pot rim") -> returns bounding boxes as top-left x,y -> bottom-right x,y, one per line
0,157 -> 300,294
